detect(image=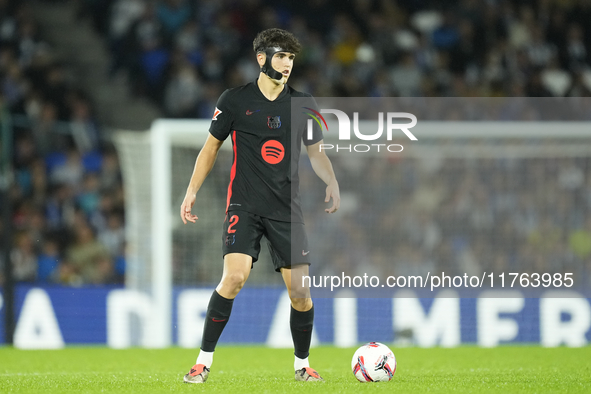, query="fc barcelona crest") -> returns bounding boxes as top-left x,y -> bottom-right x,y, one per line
267,116 -> 281,129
